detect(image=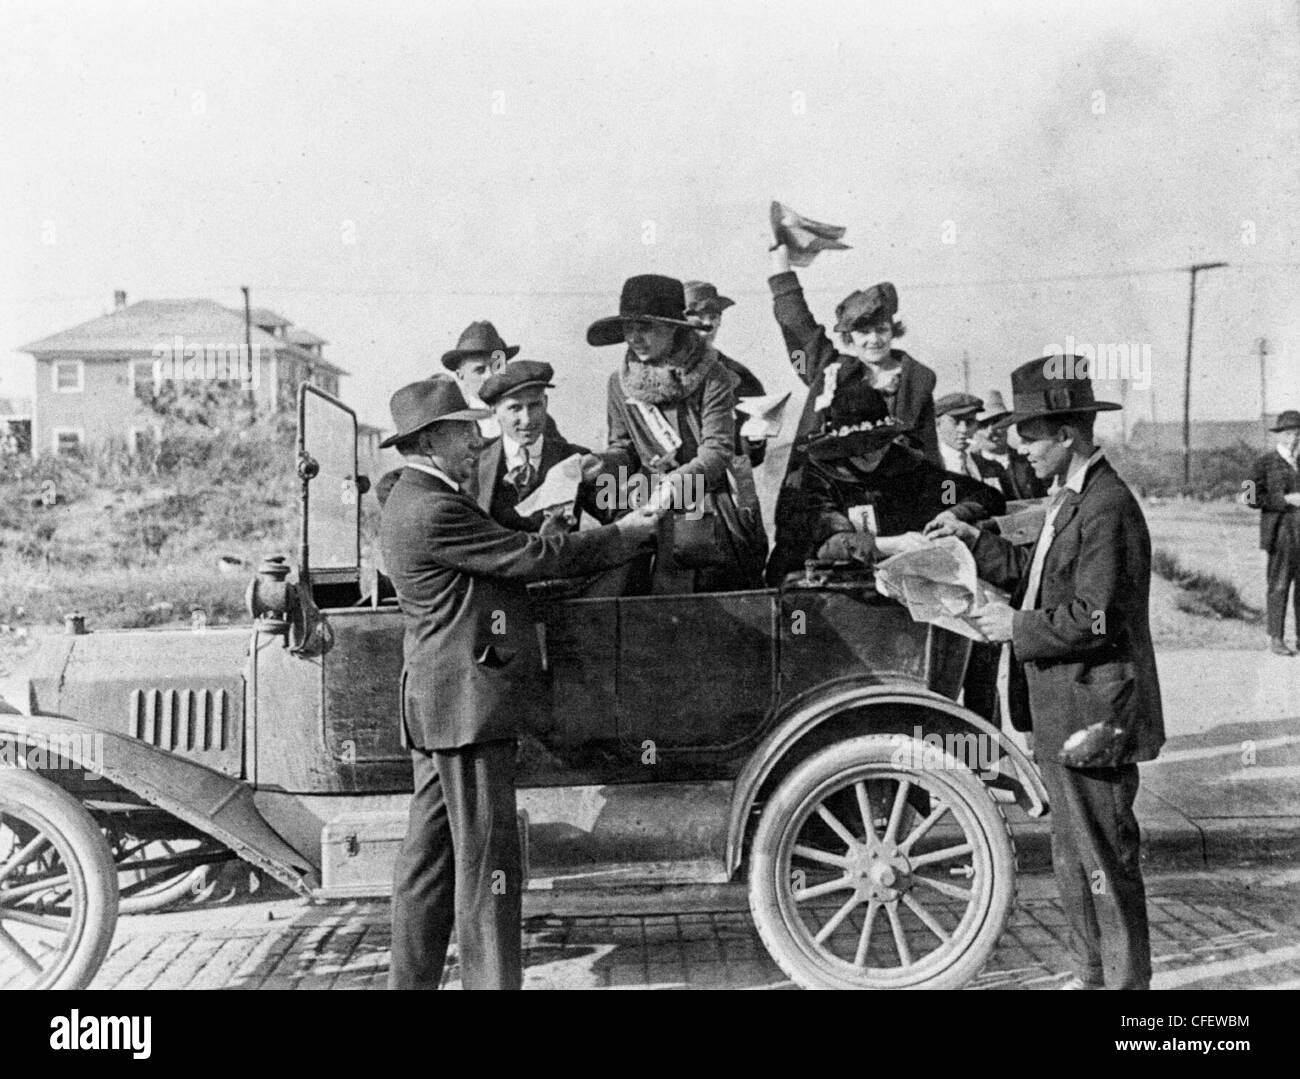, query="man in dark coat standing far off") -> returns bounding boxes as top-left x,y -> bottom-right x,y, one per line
1250,409 -> 1300,656
929,356 -> 1164,990
379,379 -> 659,989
